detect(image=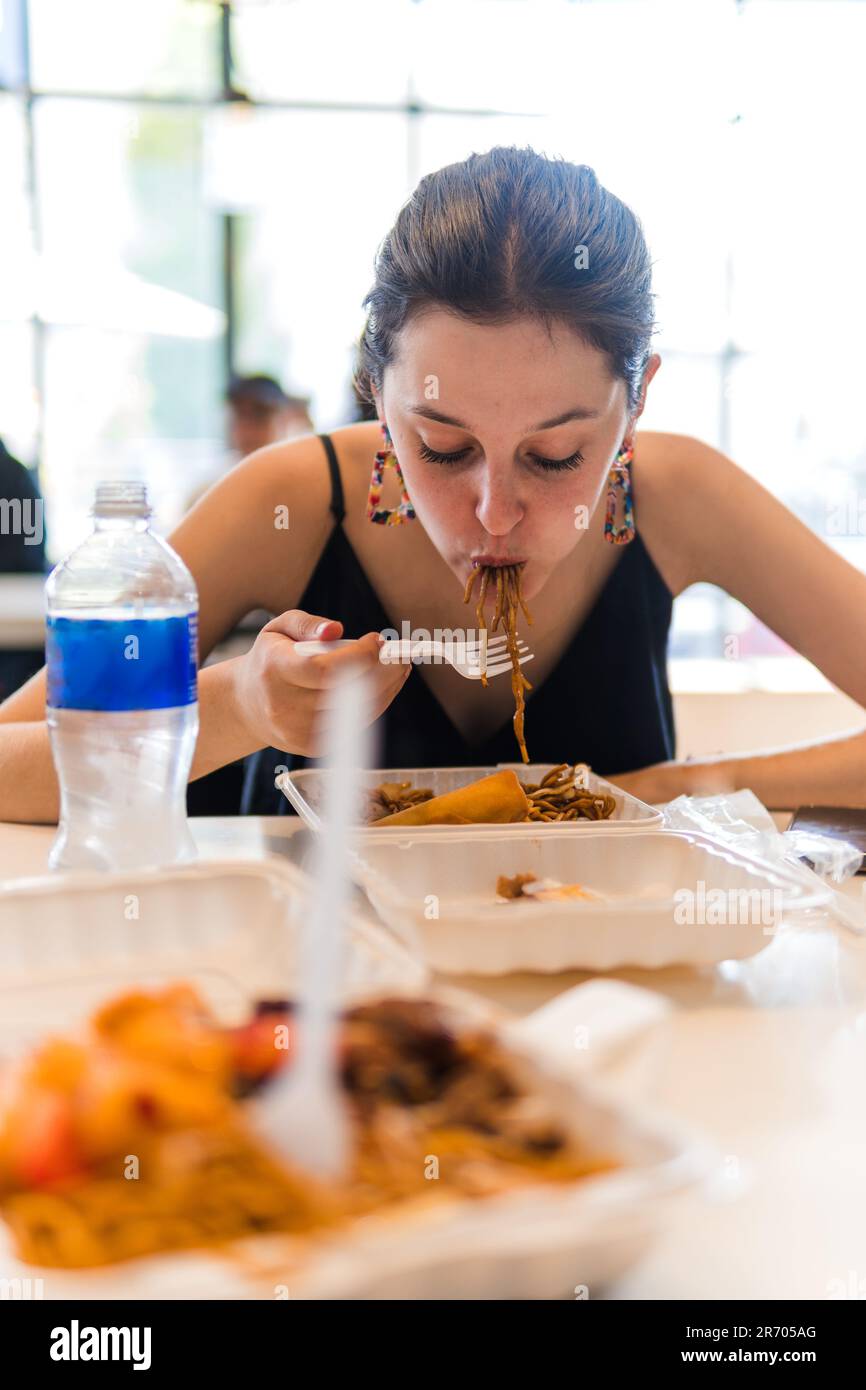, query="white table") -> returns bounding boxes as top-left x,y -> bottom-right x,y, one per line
3,813 -> 866,1301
